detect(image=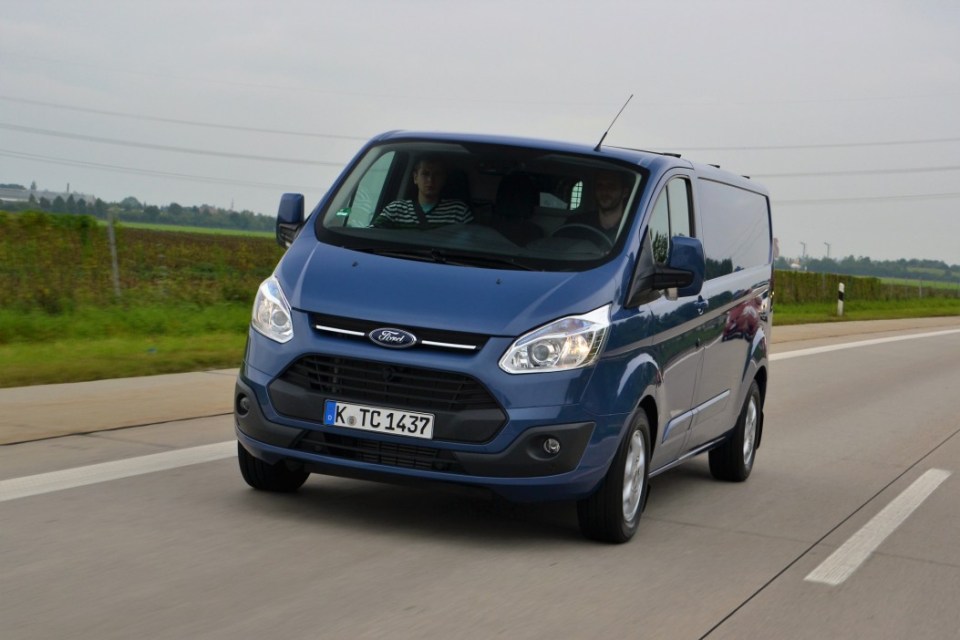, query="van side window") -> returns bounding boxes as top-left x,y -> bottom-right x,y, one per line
697,179 -> 771,279
649,177 -> 693,264
666,179 -> 692,238
570,180 -> 583,209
